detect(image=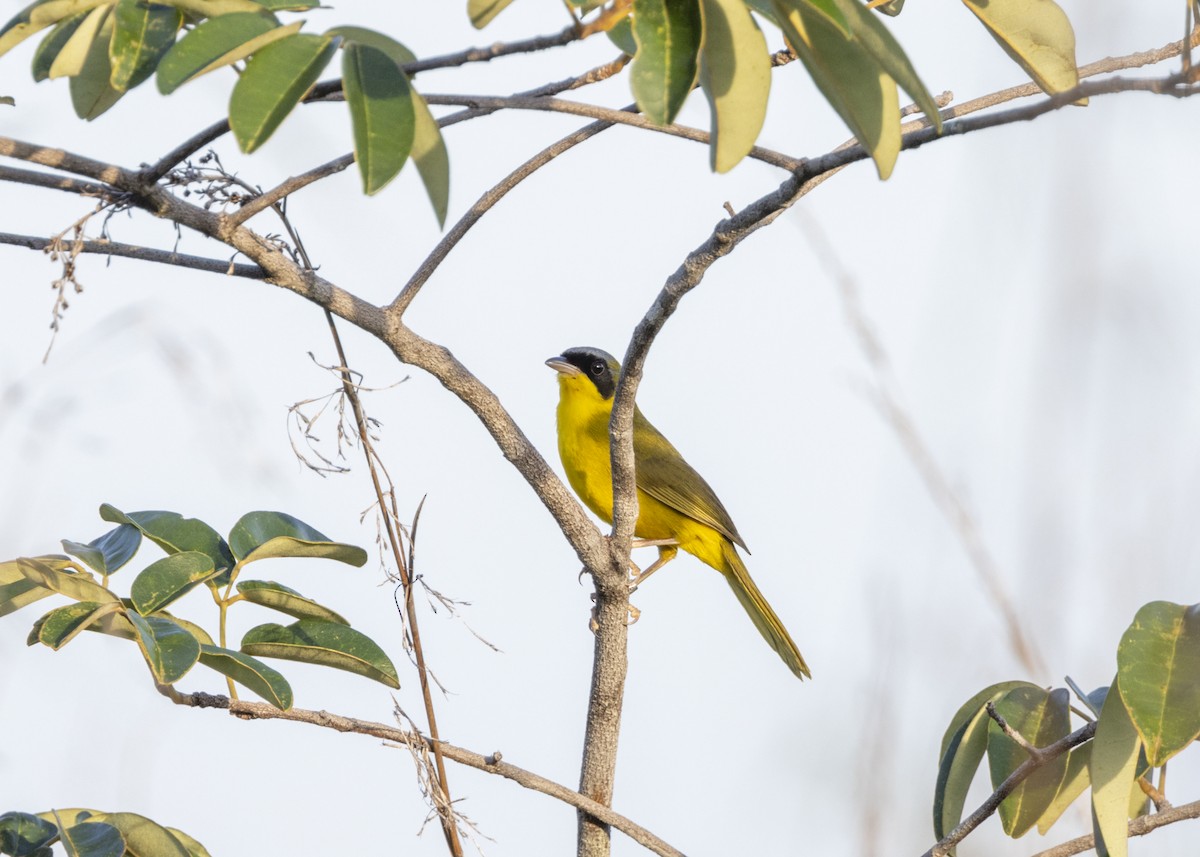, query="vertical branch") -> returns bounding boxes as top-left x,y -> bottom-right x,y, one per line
324,311 -> 464,857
